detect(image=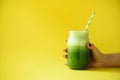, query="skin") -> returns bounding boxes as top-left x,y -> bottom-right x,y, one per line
63,43 -> 120,68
